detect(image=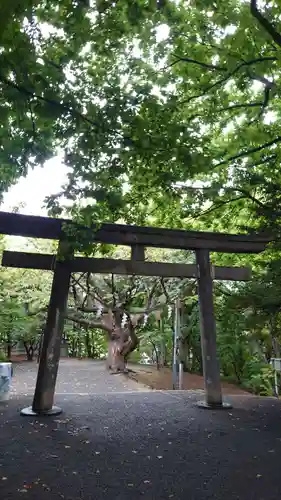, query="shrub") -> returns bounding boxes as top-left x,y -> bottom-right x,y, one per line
0,351 -> 8,362
242,357 -> 274,396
